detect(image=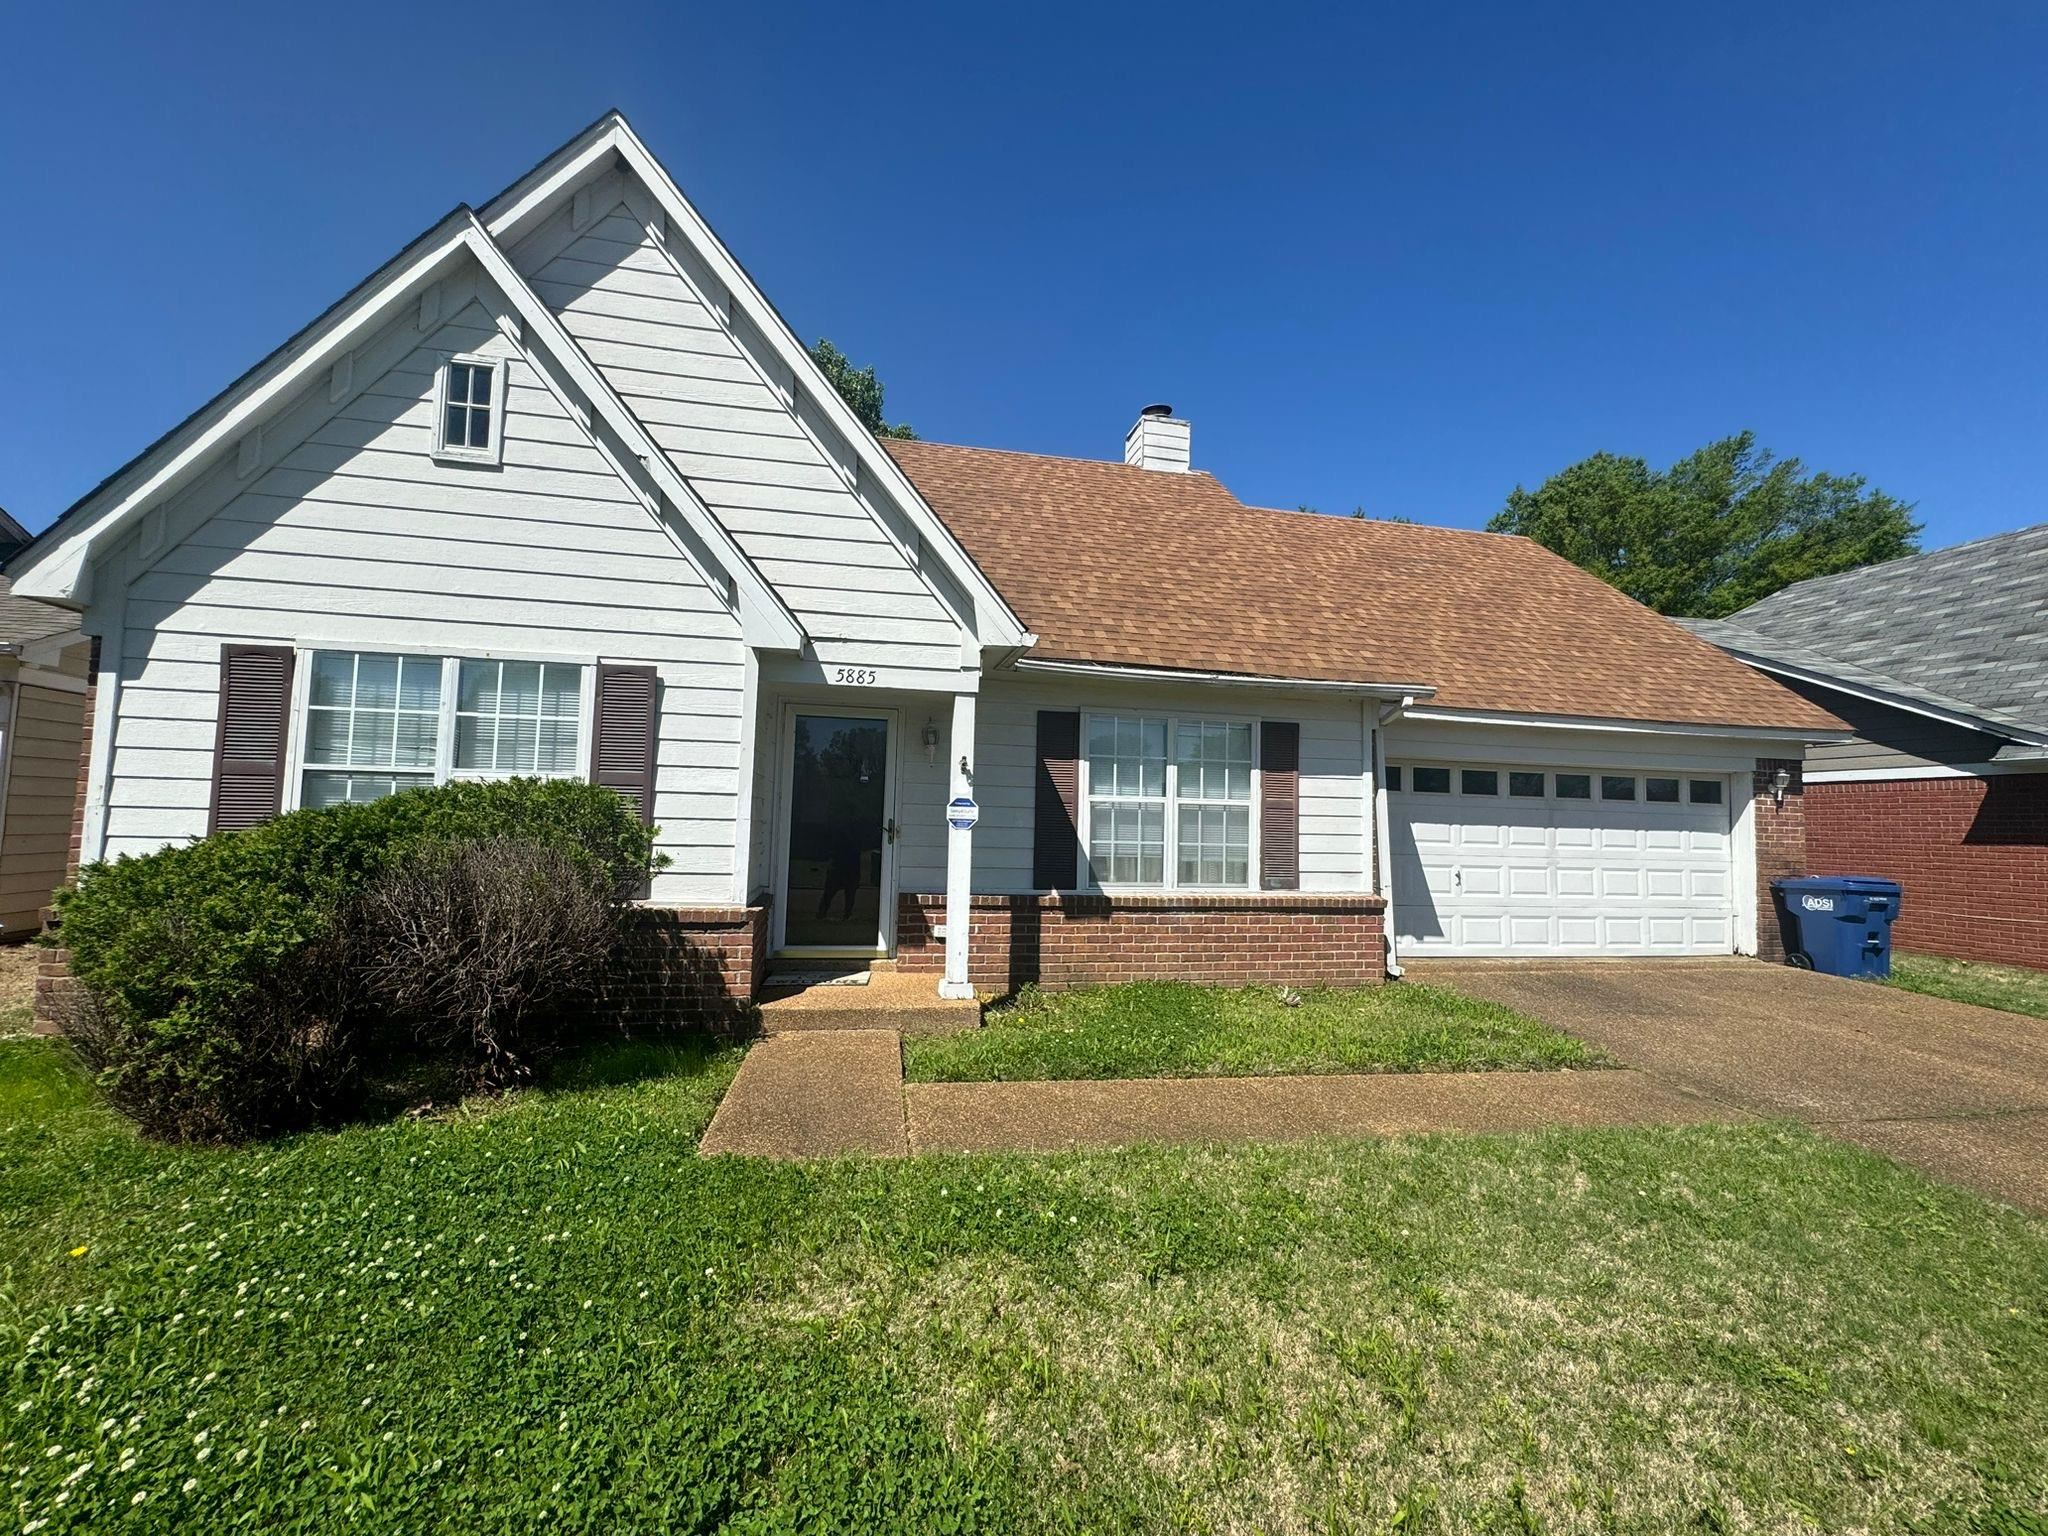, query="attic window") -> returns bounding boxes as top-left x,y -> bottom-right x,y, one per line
434,356 -> 503,464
